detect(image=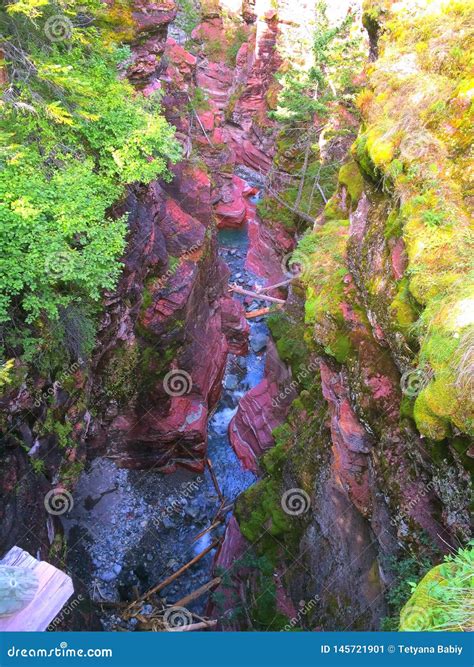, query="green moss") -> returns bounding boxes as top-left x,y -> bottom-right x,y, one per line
400,395 -> 414,420
366,127 -> 396,167
338,160 -> 364,206
323,195 -> 347,221
423,375 -> 457,419
324,333 -> 352,363
256,196 -> 296,231
353,133 -> 379,181
384,209 -> 403,240
390,277 -> 419,331
399,542 -> 474,631
59,460 -> 85,486
267,312 -> 312,384
103,342 -> 140,405
235,477 -> 298,560
413,390 -> 450,441
41,413 -> 73,449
